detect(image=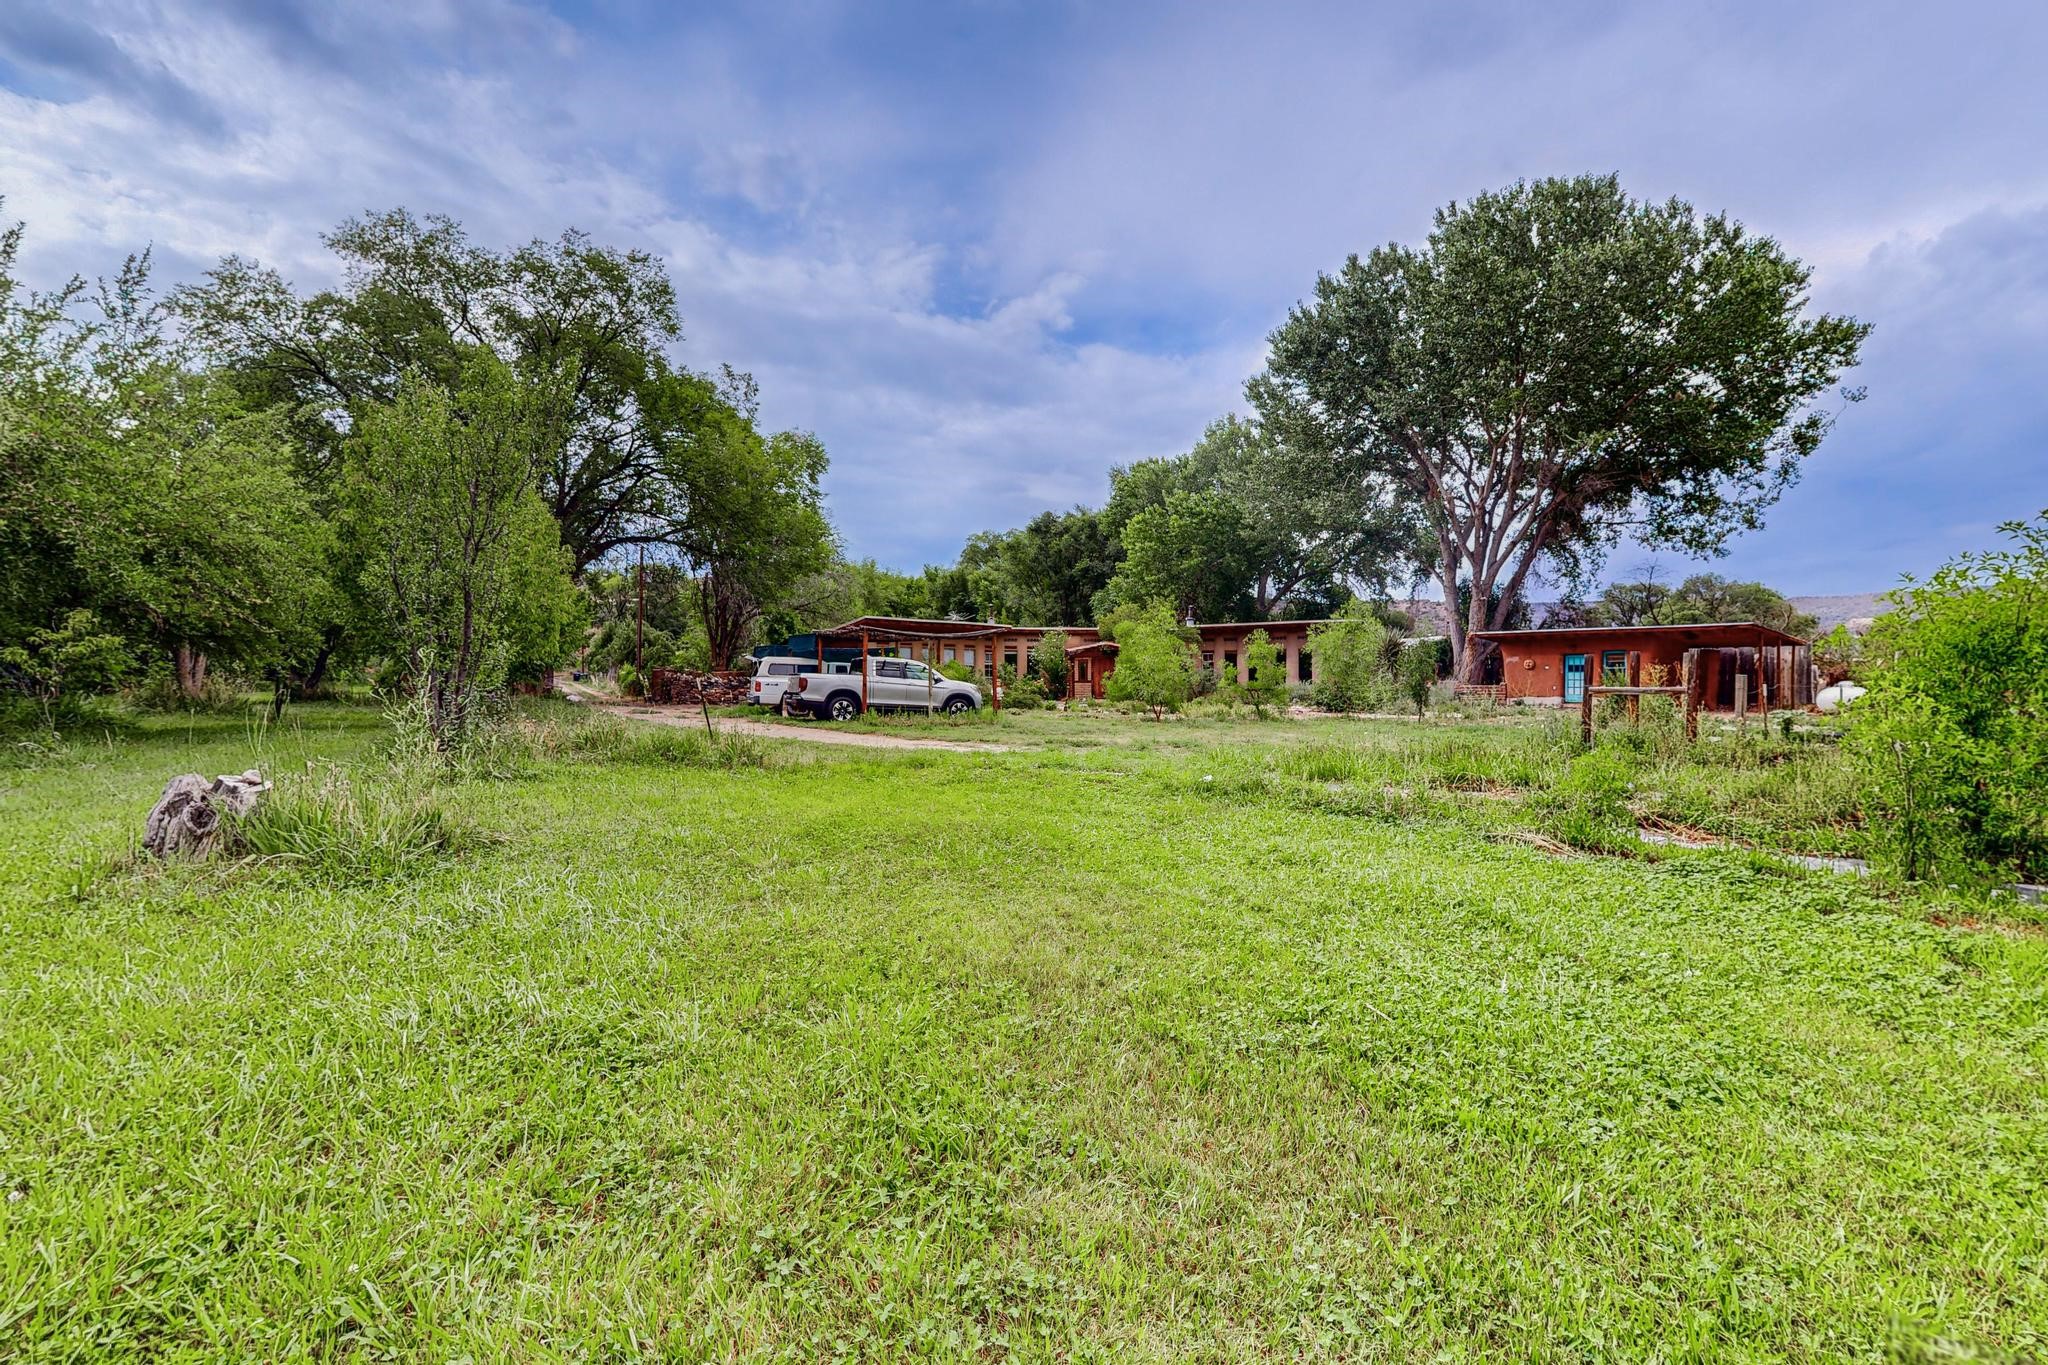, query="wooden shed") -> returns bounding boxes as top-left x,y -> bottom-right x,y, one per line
1469,622 -> 1815,712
